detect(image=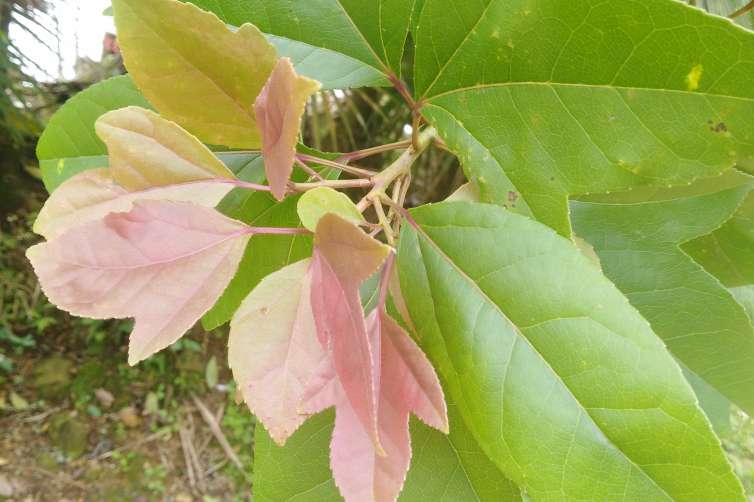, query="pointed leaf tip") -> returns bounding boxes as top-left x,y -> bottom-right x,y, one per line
255,57 -> 321,200
95,106 -> 235,190
328,309 -> 448,502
